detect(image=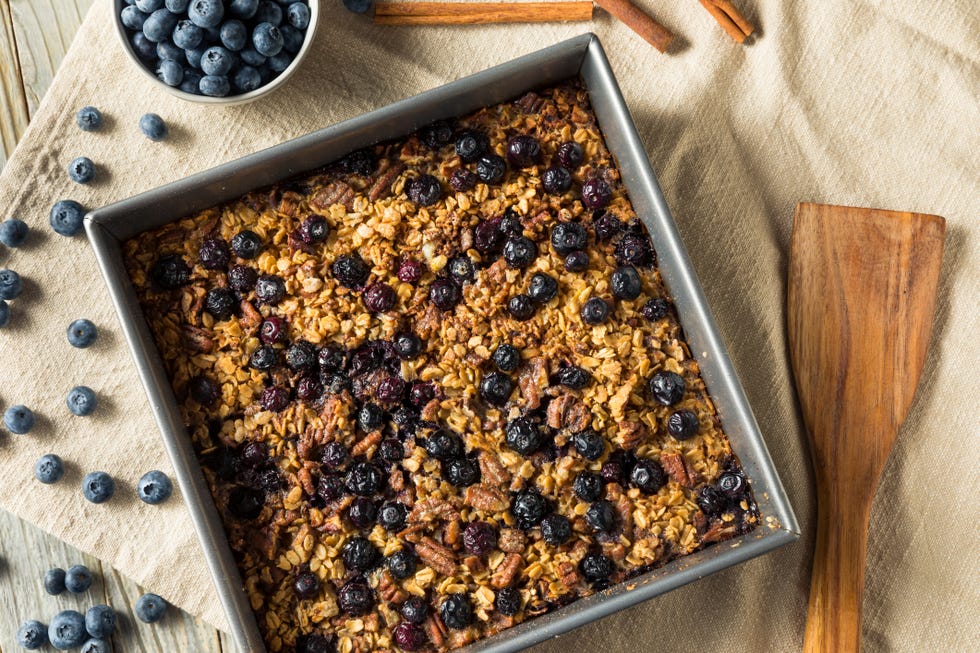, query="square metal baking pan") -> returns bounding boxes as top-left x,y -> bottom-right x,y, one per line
86,33 -> 799,653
